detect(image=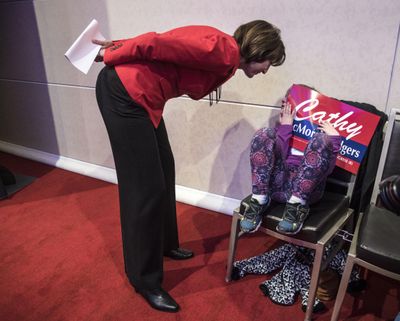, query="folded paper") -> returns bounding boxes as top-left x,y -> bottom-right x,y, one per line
65,19 -> 105,74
